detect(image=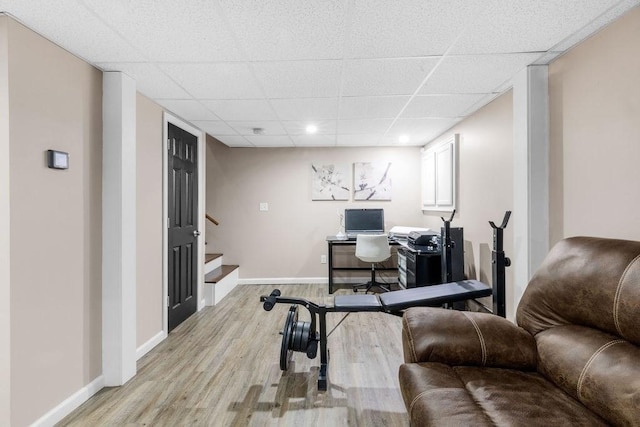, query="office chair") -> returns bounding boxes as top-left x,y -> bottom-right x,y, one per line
353,234 -> 391,293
